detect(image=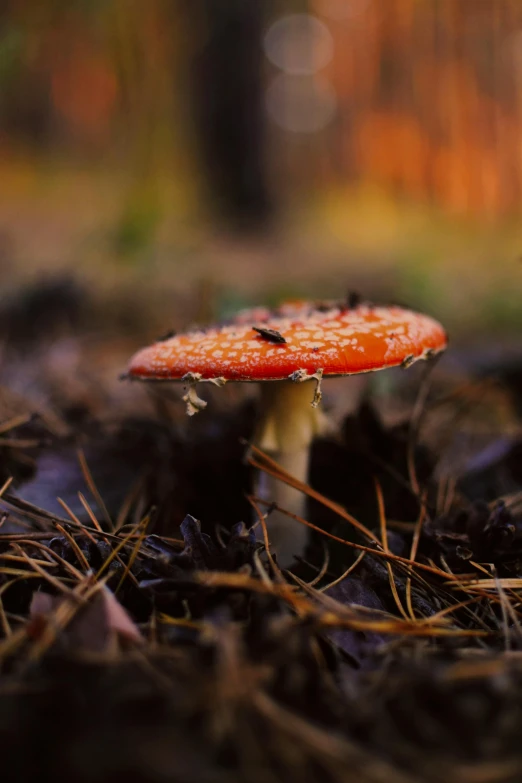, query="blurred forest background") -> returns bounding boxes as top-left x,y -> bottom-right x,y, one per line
0,0 -> 521,345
